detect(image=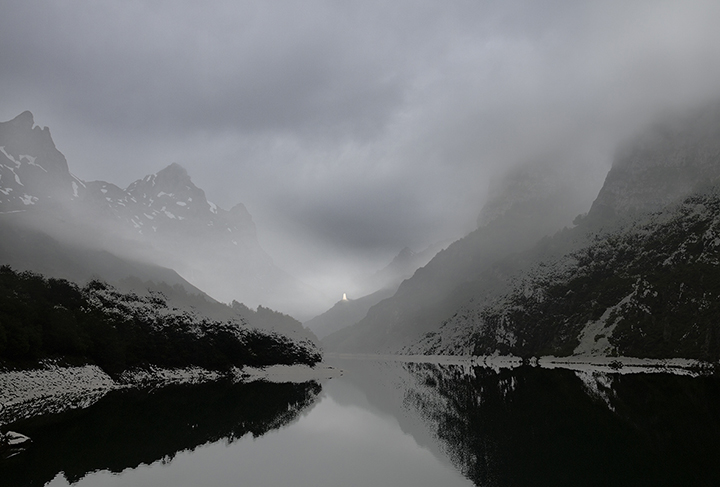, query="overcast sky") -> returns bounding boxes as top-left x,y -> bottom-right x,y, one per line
3,0 -> 720,297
